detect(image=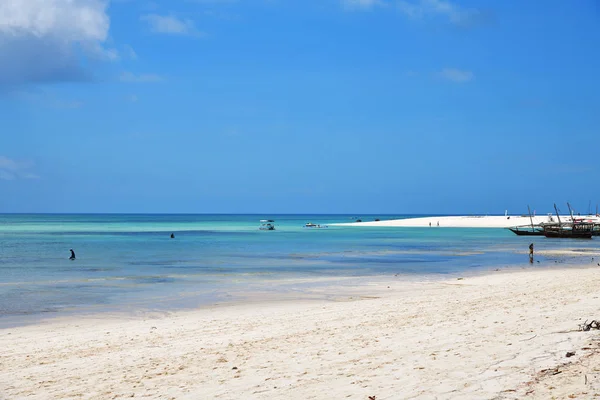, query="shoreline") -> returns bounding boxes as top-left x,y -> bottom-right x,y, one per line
2,250 -> 598,329
4,253 -> 595,330
3,264 -> 600,399
0,269 -> 498,330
